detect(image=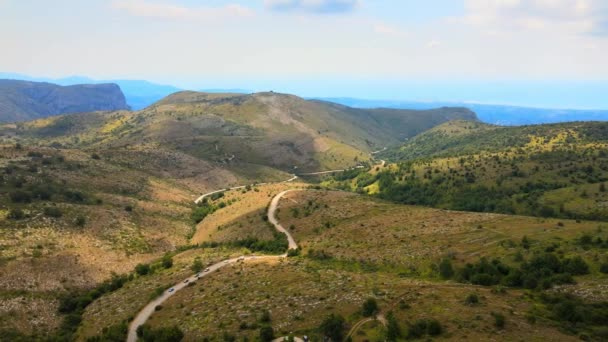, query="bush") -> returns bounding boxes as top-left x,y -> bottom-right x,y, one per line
287,248 -> 300,257
385,311 -> 401,340
427,319 -> 443,336
259,326 -> 274,342
319,314 -> 345,341
87,321 -> 128,342
407,319 -> 427,339
439,258 -> 454,279
75,215 -> 86,227
162,255 -> 173,269
124,205 -> 133,212
7,208 -> 25,220
492,312 -> 505,329
259,310 -> 271,323
465,293 -> 479,305
362,298 -> 379,317
44,206 -> 62,218
191,257 -> 203,273
135,263 -> 151,276
562,256 -> 590,275
600,263 -> 608,274
191,204 -> 216,224
136,324 -> 184,342
10,190 -> 32,203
